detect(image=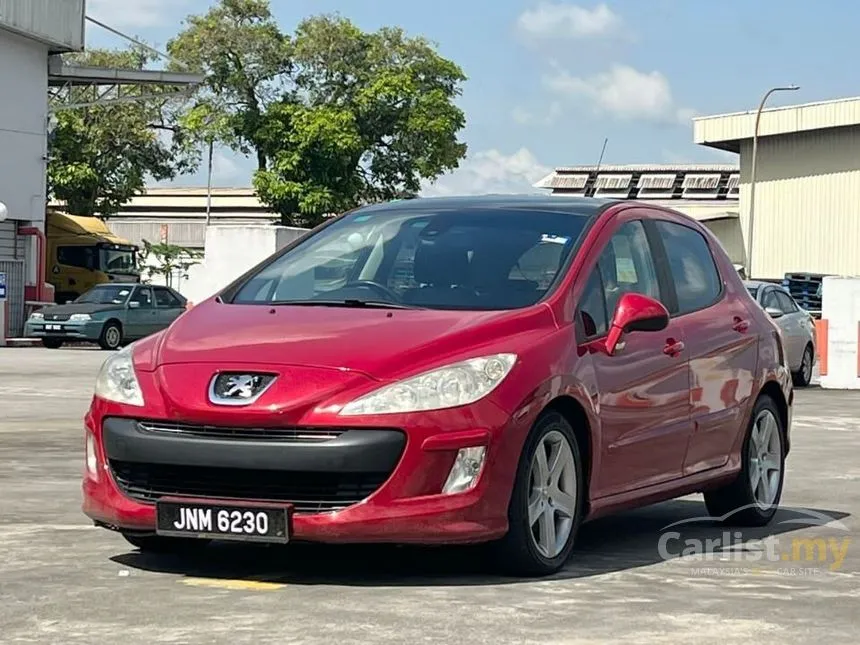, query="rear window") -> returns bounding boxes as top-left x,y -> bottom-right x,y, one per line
230,207 -> 592,311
